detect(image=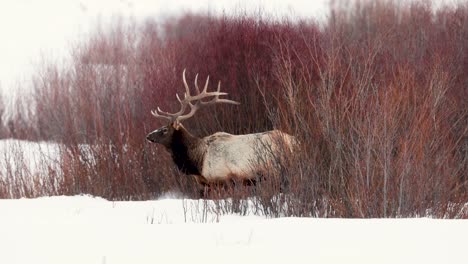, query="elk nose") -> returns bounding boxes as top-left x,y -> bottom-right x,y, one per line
146,134 -> 154,142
